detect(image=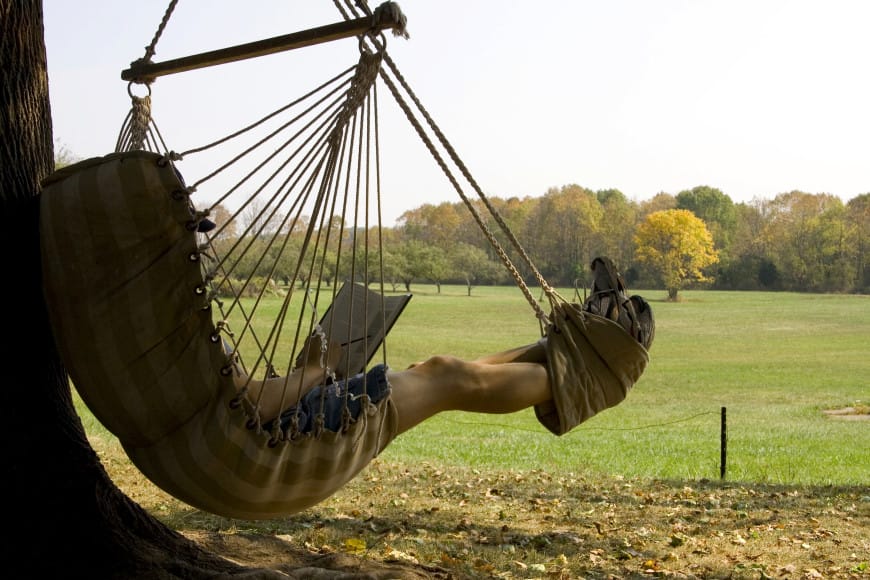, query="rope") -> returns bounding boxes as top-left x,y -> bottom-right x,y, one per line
335,0 -> 558,324
115,85 -> 172,154
142,0 -> 179,65
112,2 -> 562,434
123,95 -> 151,151
173,47 -> 387,434
441,411 -> 720,435
377,70 -> 552,324
180,65 -> 356,161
